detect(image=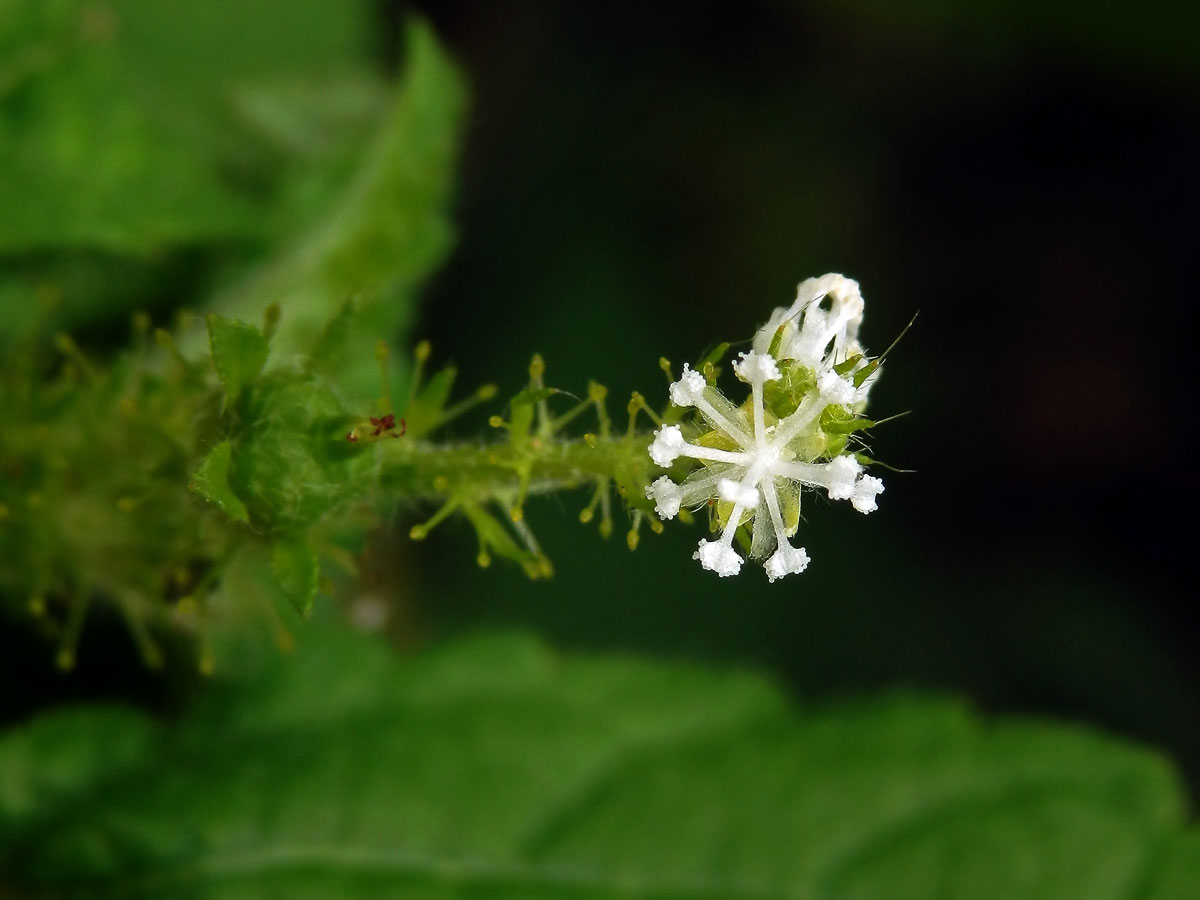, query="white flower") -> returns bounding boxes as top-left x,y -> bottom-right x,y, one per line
646,475 -> 682,519
668,364 -> 708,407
648,424 -> 686,467
646,277 -> 885,580
694,539 -> 744,577
753,273 -> 879,405
852,474 -> 885,514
